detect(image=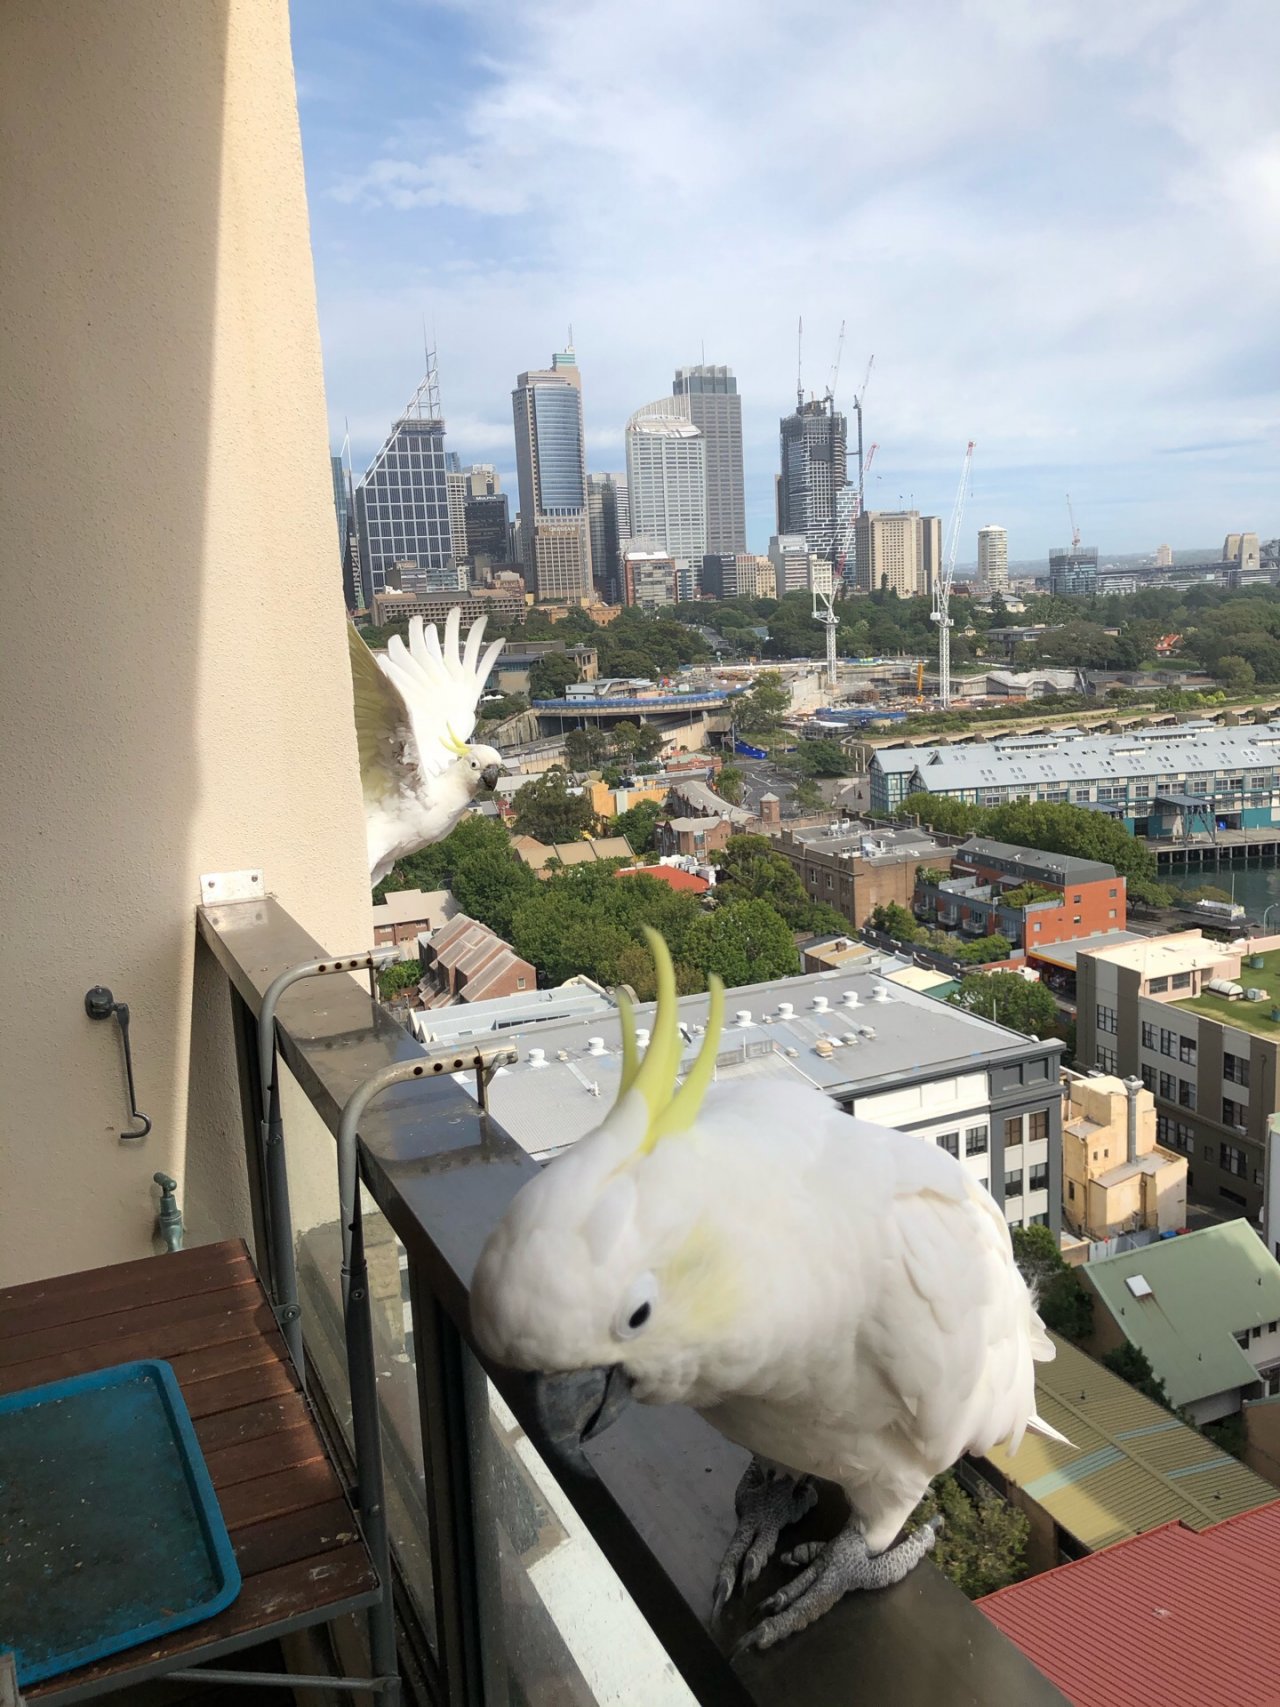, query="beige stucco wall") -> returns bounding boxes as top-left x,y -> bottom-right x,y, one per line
0,2 -> 370,1286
